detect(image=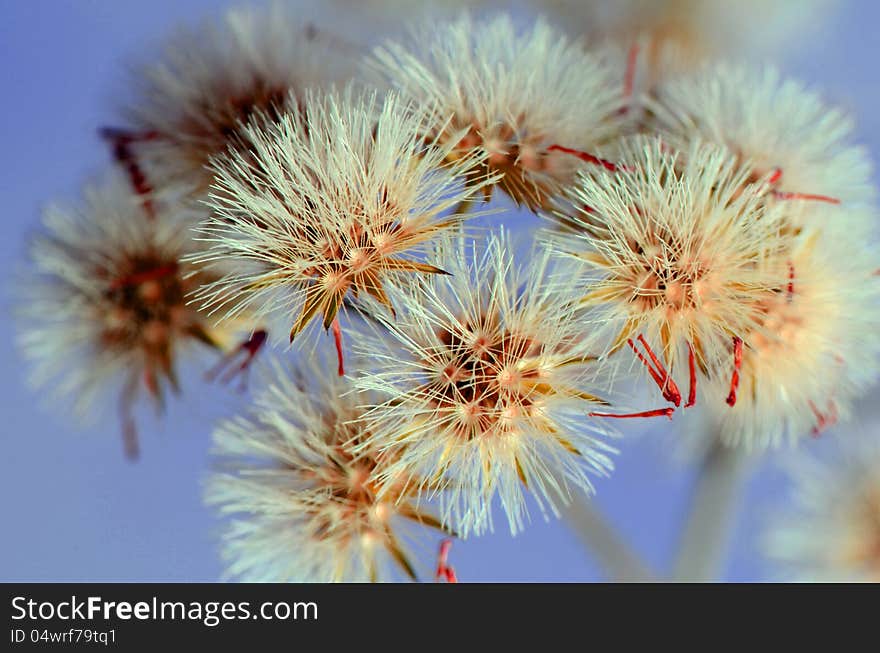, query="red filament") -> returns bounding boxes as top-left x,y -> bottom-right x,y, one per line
100,127 -> 160,216
331,317 -> 345,377
435,539 -> 458,583
628,335 -> 682,407
725,336 -> 743,407
589,407 -> 674,420
685,341 -> 697,408
547,144 -> 624,172
205,329 -> 268,391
